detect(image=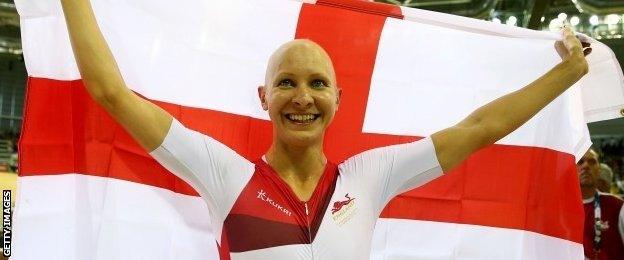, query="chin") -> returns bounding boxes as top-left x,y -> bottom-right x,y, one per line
580,182 -> 595,189
282,130 -> 323,147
